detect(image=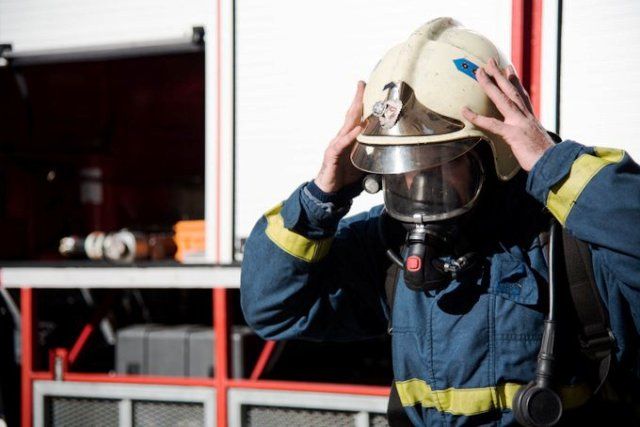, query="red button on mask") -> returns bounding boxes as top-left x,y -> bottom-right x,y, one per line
406,255 -> 422,272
